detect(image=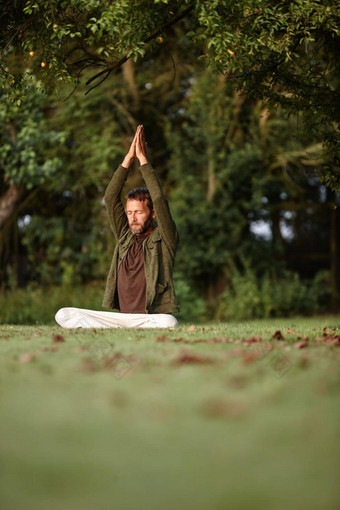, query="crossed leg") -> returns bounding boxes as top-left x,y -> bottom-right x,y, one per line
55,307 -> 178,329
